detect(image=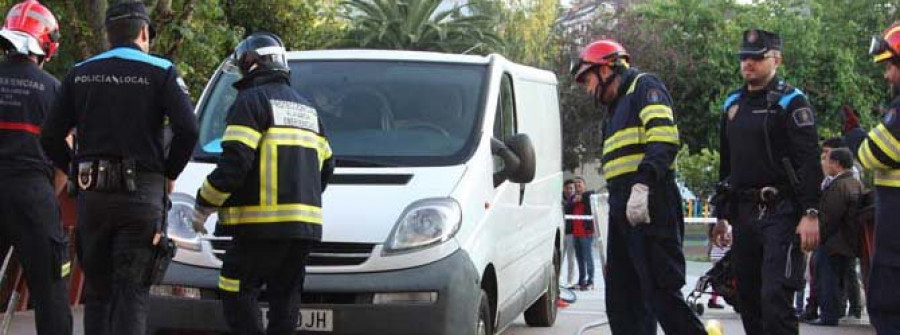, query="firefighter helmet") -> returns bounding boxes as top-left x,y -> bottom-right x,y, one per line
226,32 -> 289,76
570,39 -> 630,83
871,21 -> 900,63
0,0 -> 59,61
